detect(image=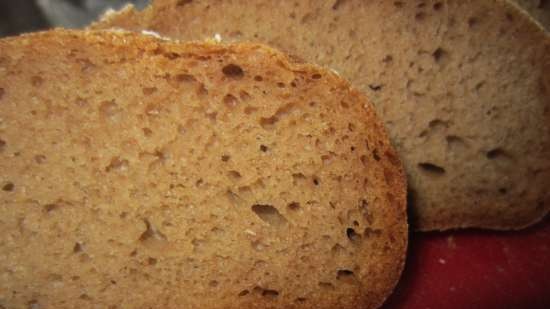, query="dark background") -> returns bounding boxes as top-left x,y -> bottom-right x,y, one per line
0,0 -> 148,38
